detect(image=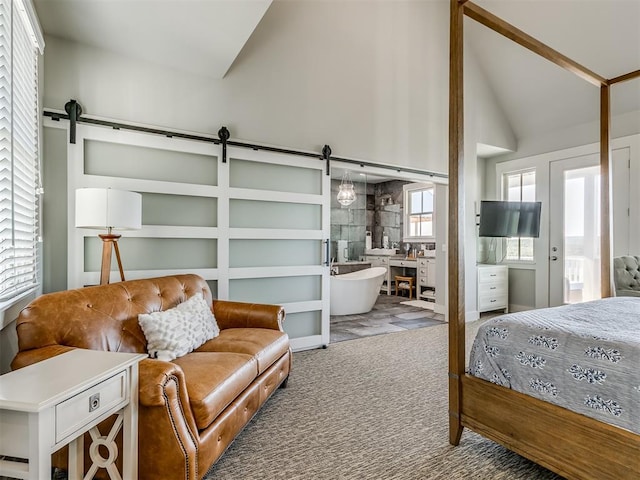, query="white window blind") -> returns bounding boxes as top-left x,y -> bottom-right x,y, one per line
0,0 -> 42,302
